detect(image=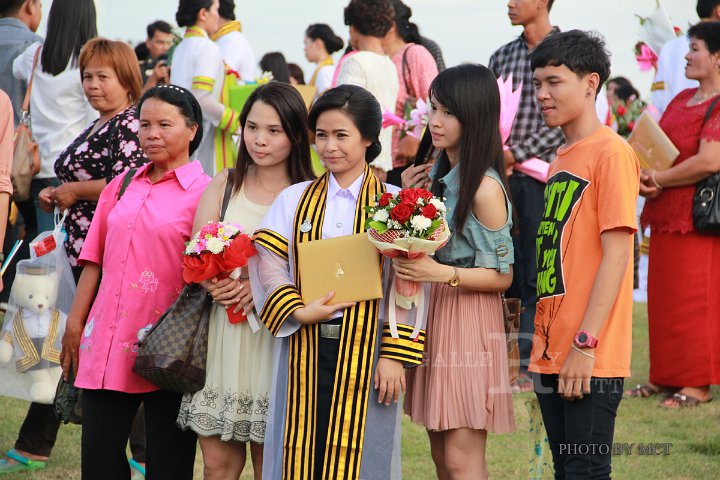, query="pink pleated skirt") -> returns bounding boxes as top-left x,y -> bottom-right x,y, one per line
404,283 -> 516,433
